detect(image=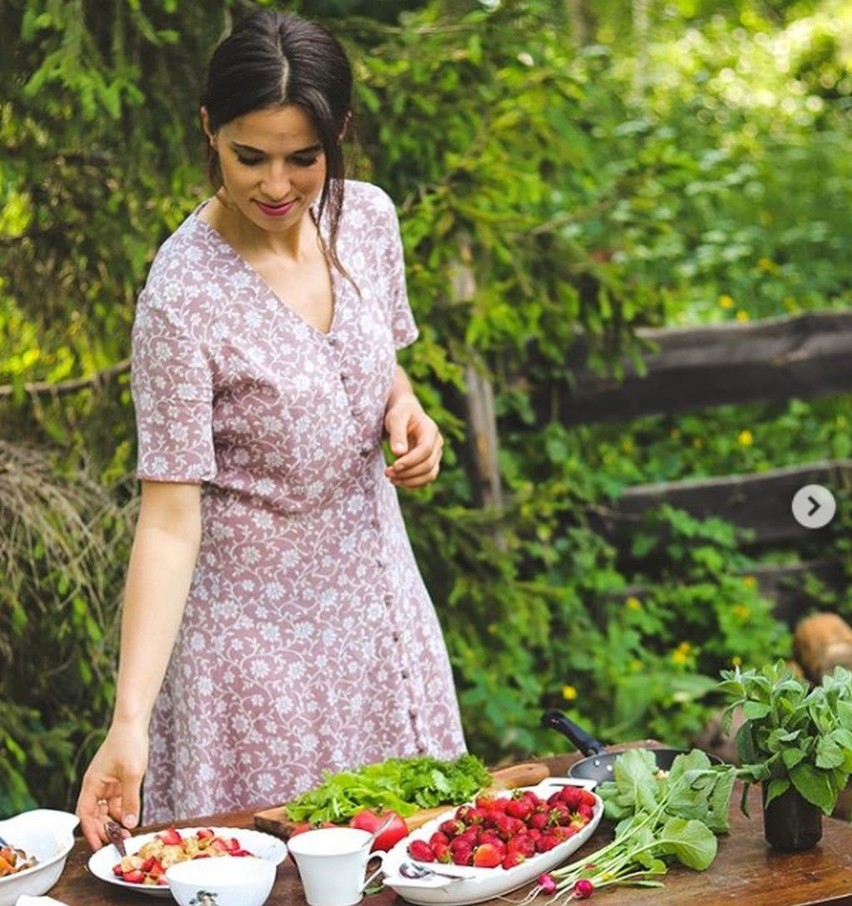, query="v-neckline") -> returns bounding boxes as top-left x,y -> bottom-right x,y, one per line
192,201 -> 339,339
